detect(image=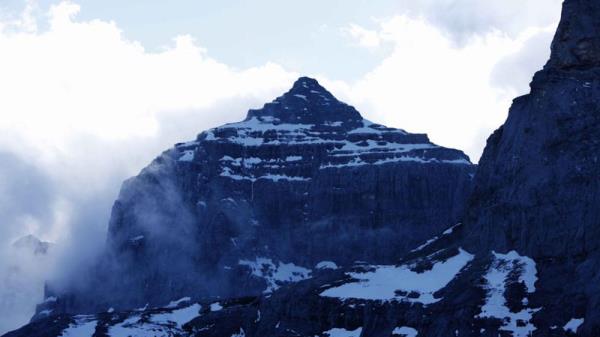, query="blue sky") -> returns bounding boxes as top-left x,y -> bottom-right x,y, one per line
79,0 -> 399,80
3,0 -> 400,80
